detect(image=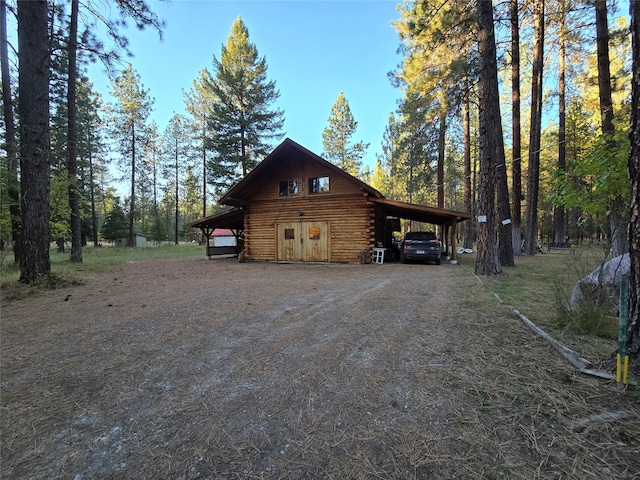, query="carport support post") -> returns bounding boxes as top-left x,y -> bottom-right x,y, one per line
201,228 -> 212,259
450,220 -> 458,260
